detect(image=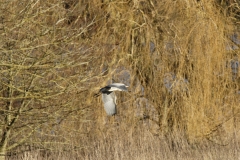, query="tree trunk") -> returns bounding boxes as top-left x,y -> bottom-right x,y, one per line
0,150 -> 6,160
0,134 -> 8,160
